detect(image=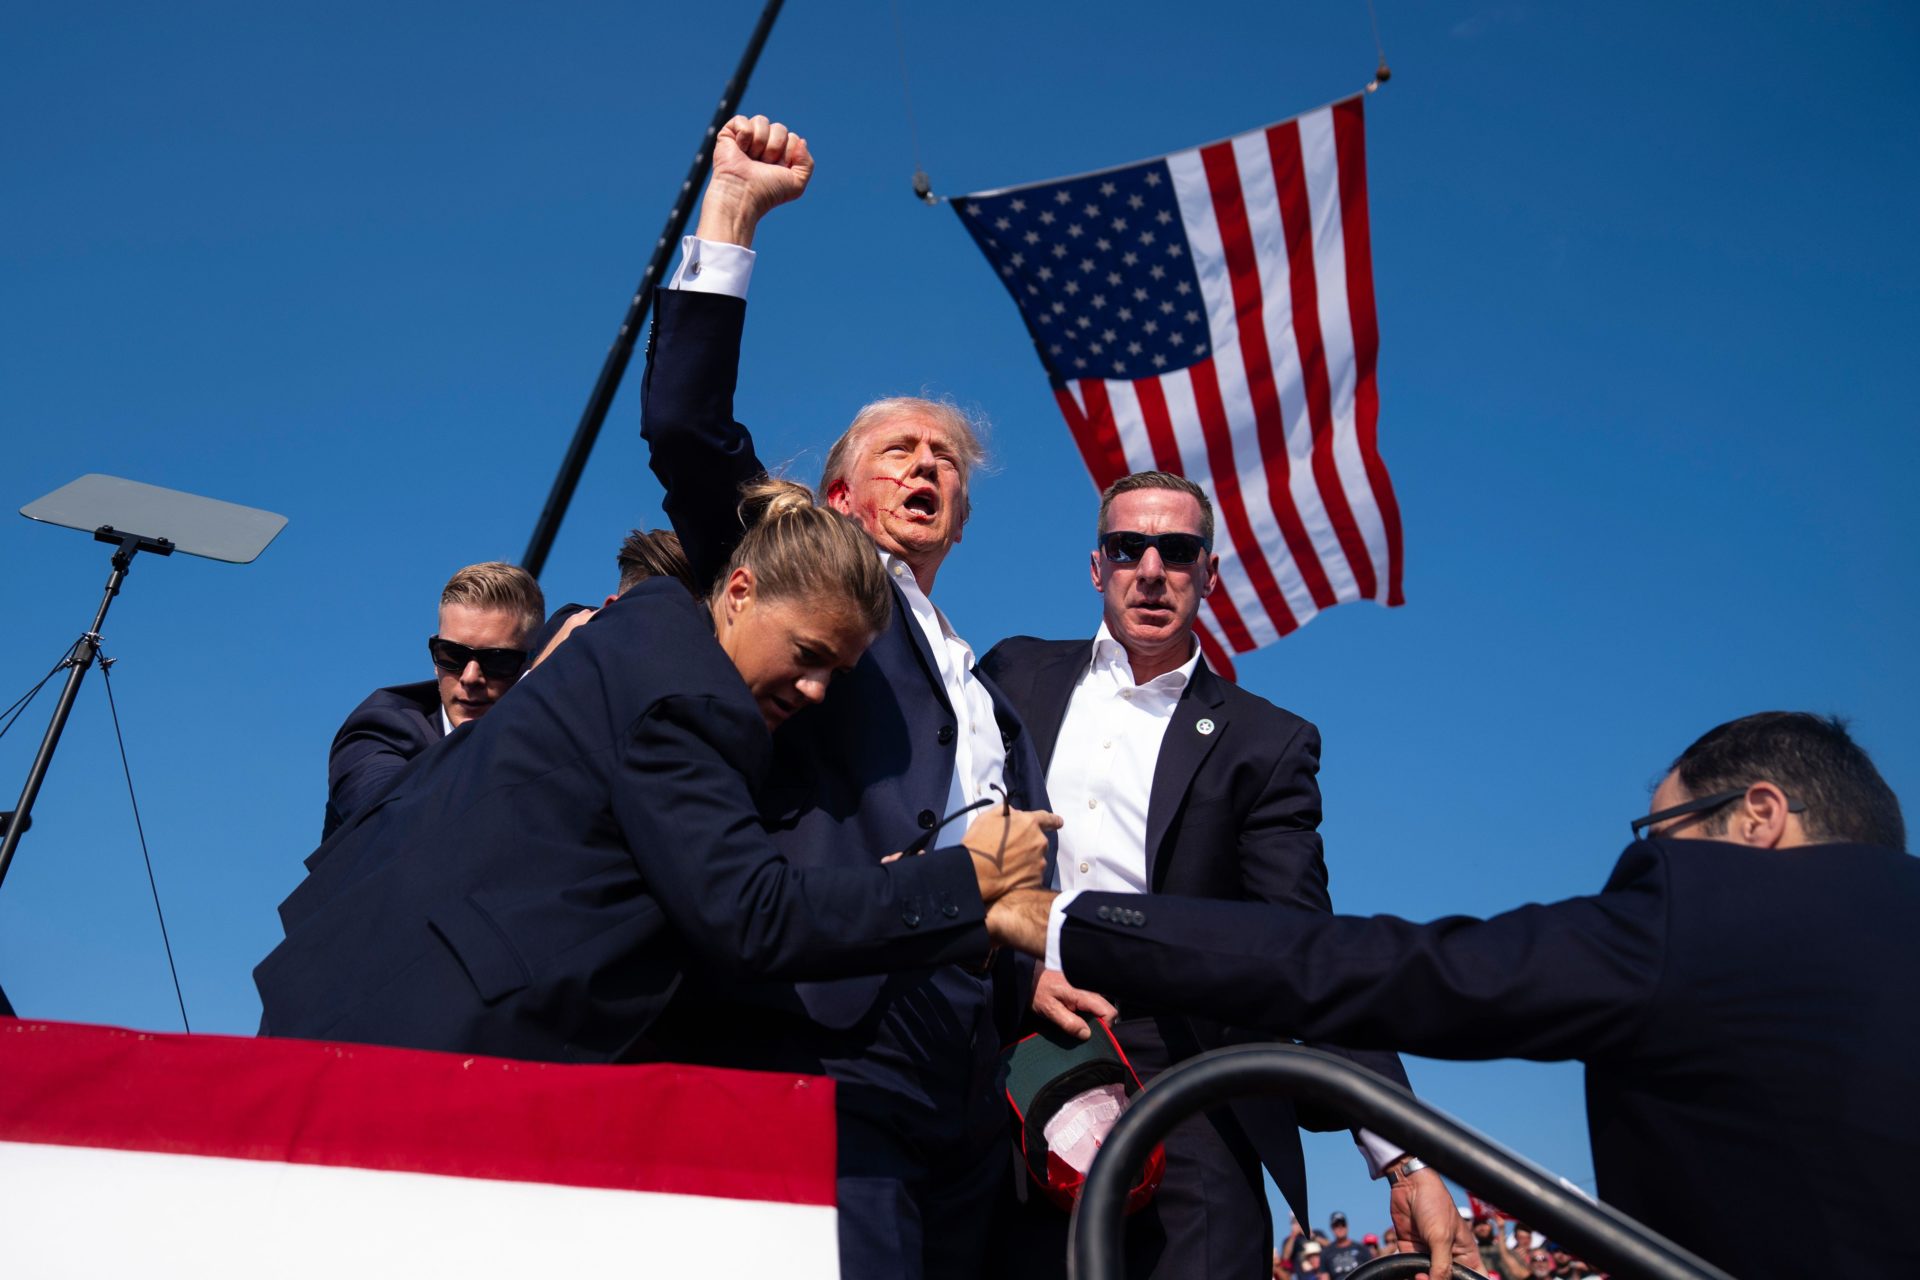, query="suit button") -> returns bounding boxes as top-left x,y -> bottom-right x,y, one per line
918,809 -> 937,830
904,909 -> 921,927
1131,910 -> 1146,926
937,724 -> 955,745
1096,905 -> 1112,921
943,903 -> 959,919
